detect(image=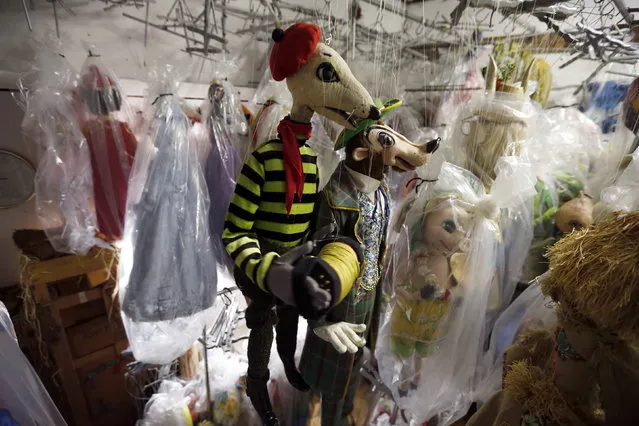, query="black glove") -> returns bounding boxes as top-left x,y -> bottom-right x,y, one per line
293,237 -> 363,320
265,242 -> 331,313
